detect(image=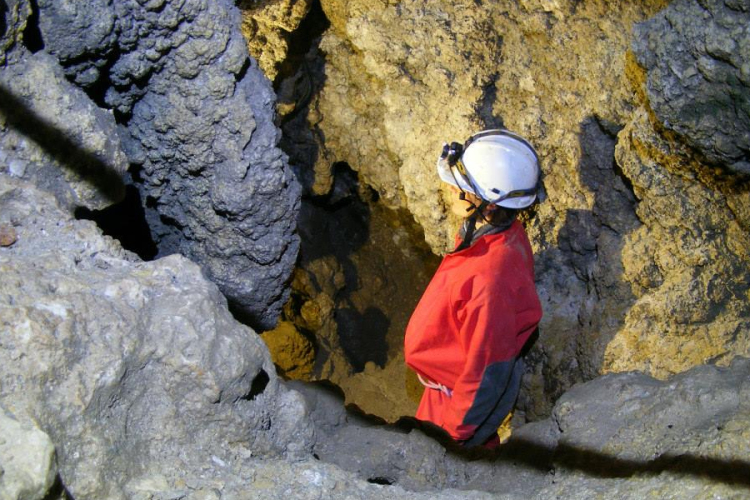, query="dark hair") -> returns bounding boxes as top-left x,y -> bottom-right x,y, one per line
486,205 -> 517,227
